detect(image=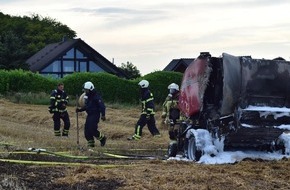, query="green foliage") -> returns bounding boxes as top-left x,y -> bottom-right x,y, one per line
7,92 -> 50,105
0,69 -> 56,94
0,70 -> 9,93
118,62 -> 141,79
61,72 -> 139,104
0,12 -> 76,70
0,13 -> 184,106
0,30 -> 30,70
0,70 -> 183,106
0,12 -> 185,106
